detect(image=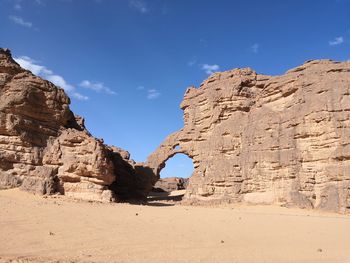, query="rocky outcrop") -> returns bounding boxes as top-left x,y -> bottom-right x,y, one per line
153,177 -> 188,192
148,60 -> 350,212
0,48 -> 154,201
3,46 -> 349,211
